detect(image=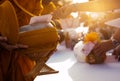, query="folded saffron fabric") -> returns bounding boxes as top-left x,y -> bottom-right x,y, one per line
0,1 -> 59,55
